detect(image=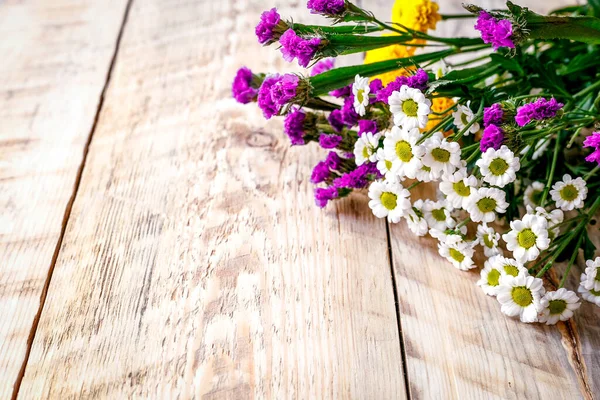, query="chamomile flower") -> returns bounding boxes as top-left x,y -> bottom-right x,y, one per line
452,102 -> 480,134
538,289 -> 581,325
368,180 -> 411,223
422,199 -> 455,231
383,126 -> 424,179
476,223 -> 502,257
524,181 -> 545,208
352,74 -> 370,116
476,145 -> 520,188
421,132 -> 462,177
550,174 -> 587,211
388,85 -> 431,129
439,239 -> 476,270
439,169 -> 479,209
497,275 -> 545,323
431,59 -> 450,79
464,187 -> 508,223
531,206 -> 563,239
582,257 -> 600,292
354,131 -> 381,165
429,225 -> 467,243
478,255 -> 528,296
502,214 -> 551,263
375,148 -> 396,182
414,165 -> 437,182
578,274 -> 600,306
404,199 -> 428,236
